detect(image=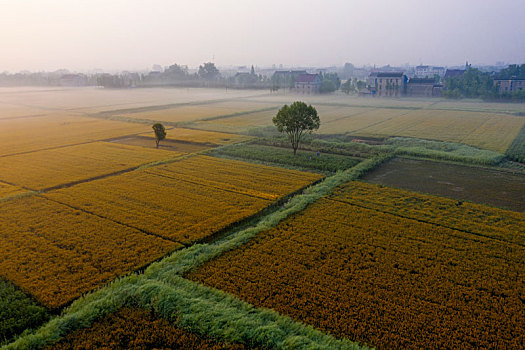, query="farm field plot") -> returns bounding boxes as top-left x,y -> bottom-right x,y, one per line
115,100 -> 277,124
212,143 -> 362,172
0,141 -> 181,190
0,195 -> 179,309
46,307 -> 254,350
192,108 -> 277,133
108,136 -> 212,153
0,181 -> 27,199
189,181 -> 525,349
0,87 -> 263,114
362,157 -> 525,211
244,94 -> 436,109
45,155 -> 321,244
138,127 -> 253,145
353,109 -> 524,152
0,115 -> 149,157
